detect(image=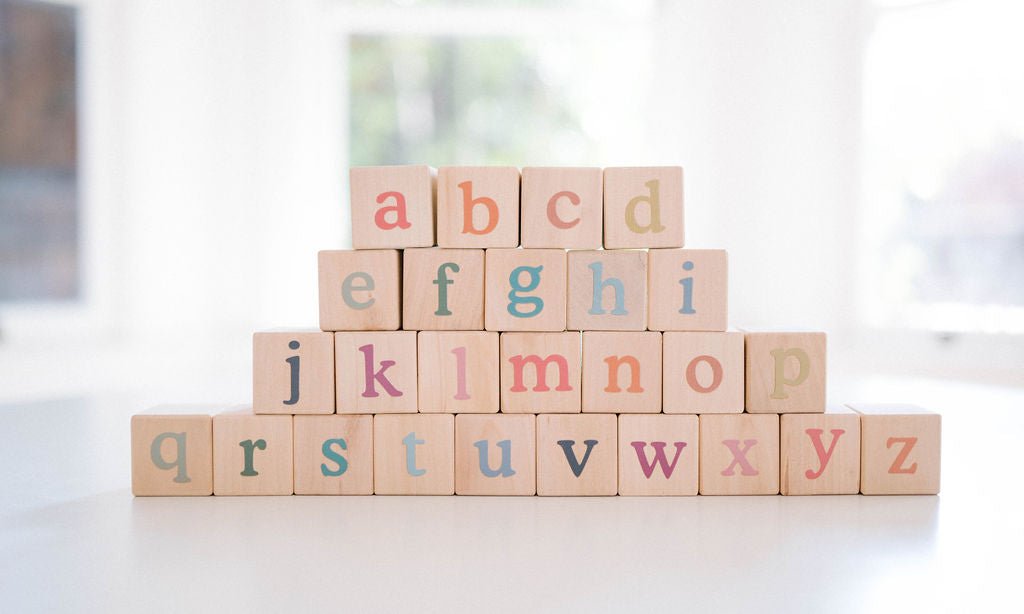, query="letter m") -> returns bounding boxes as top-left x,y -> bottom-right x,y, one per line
508,354 -> 573,392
